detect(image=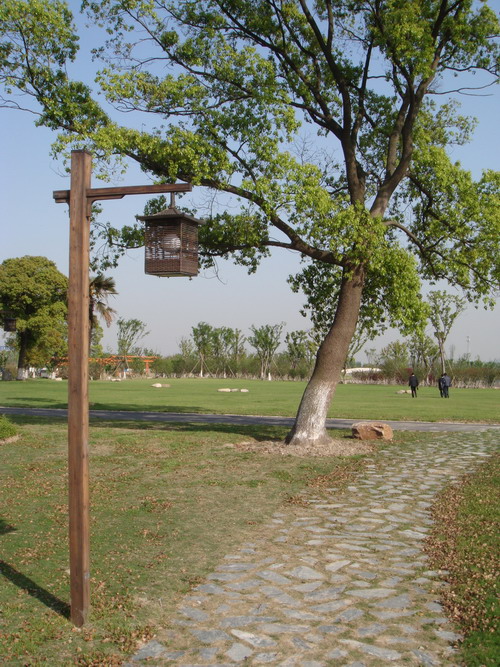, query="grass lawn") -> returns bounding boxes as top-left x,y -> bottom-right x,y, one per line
0,377 -> 499,423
